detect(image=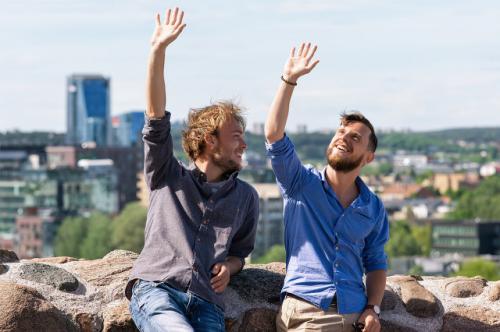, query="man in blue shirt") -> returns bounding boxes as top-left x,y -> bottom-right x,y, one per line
265,43 -> 389,332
